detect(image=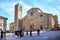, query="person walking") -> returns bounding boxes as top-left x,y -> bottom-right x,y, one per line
1,30 -> 3,38
26,31 -> 28,35
15,31 -> 18,36
20,29 -> 22,37
30,30 -> 32,36
37,29 -> 40,36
